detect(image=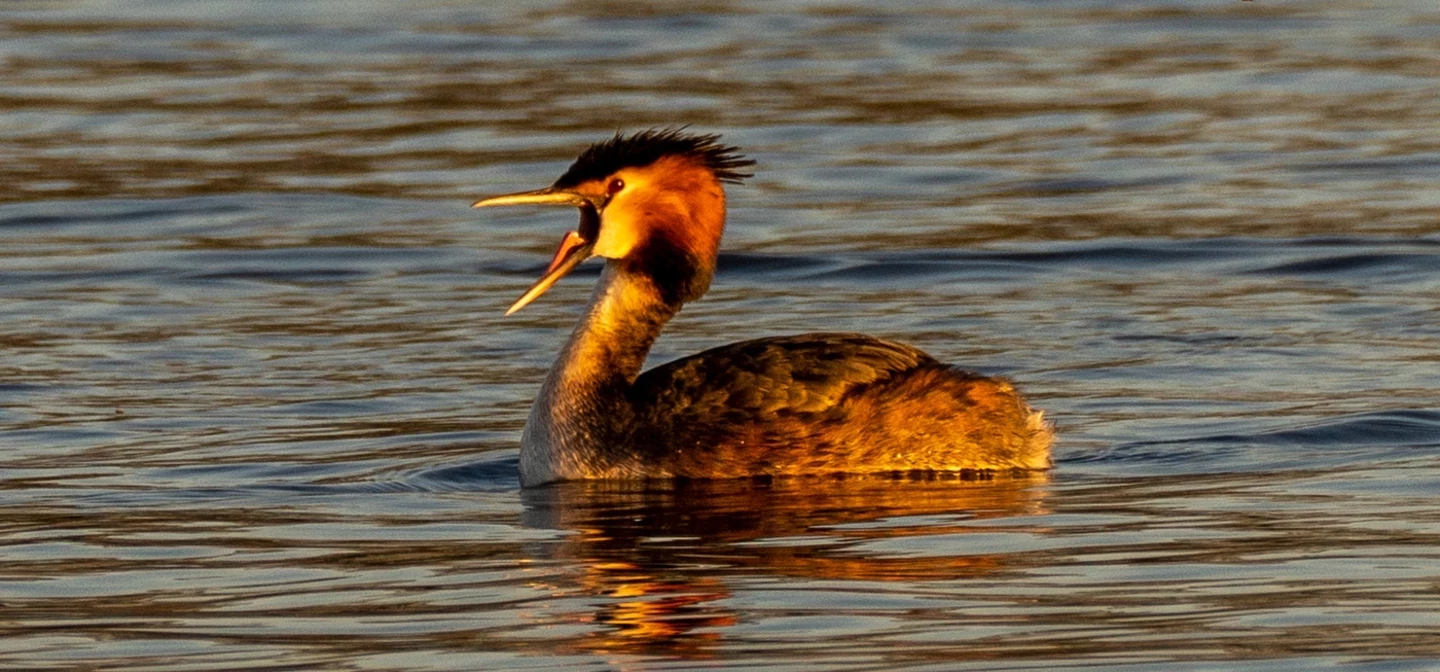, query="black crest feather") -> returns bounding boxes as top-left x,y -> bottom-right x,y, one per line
553,128 -> 755,188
